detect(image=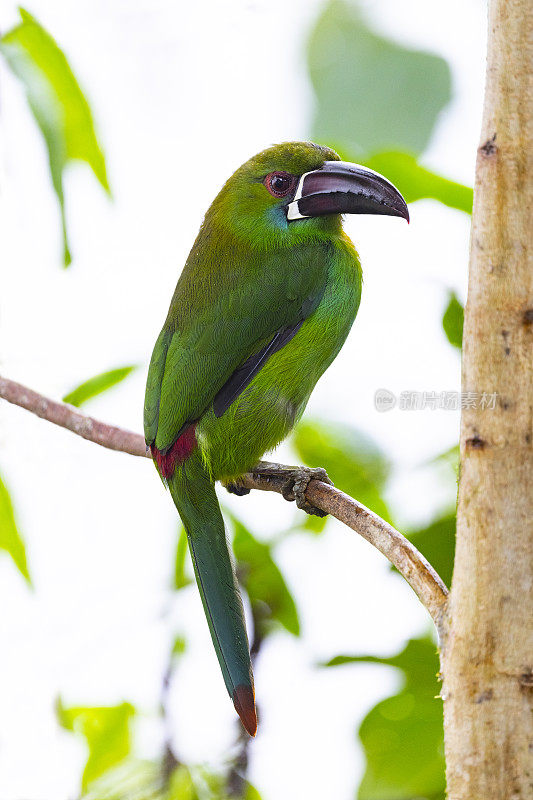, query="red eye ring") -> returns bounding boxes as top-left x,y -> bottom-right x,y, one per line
264,171 -> 296,198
